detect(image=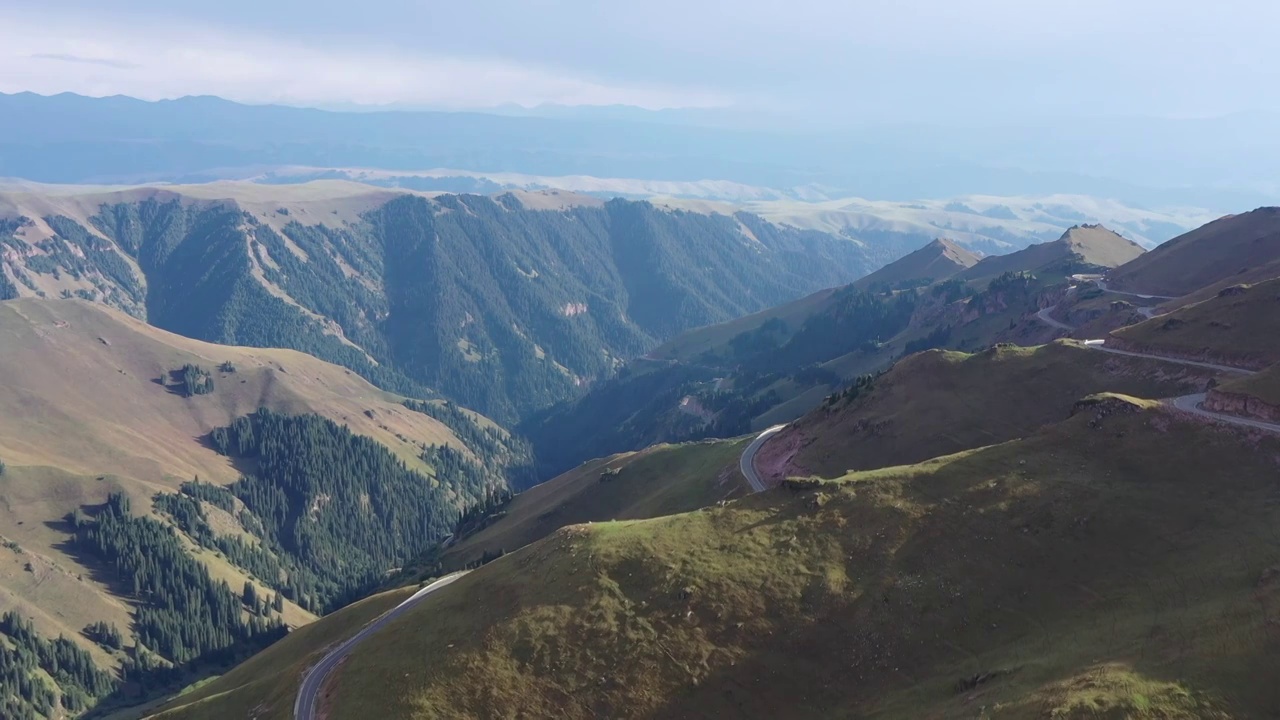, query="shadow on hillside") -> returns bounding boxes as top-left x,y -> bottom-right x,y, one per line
193,430 -> 260,478
47,503 -> 137,603
81,631 -> 288,720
